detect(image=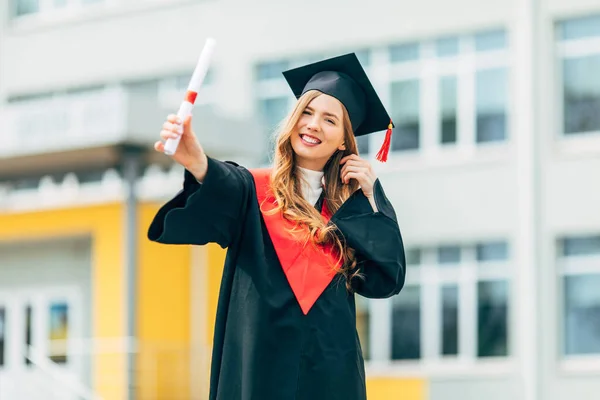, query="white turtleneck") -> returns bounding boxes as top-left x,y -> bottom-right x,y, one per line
297,167 -> 324,206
